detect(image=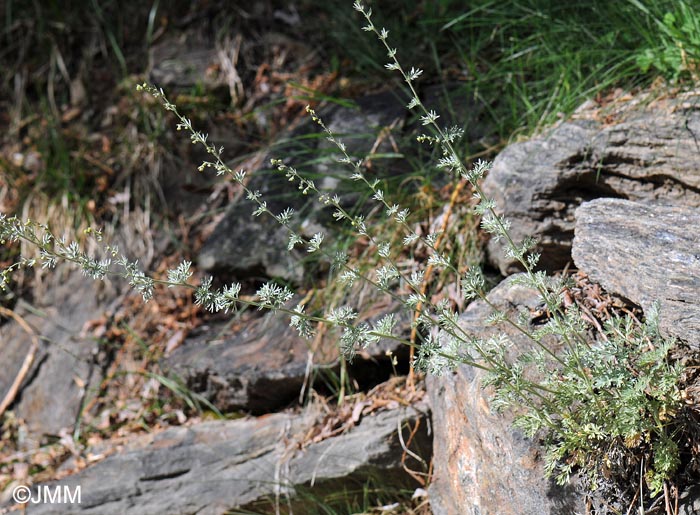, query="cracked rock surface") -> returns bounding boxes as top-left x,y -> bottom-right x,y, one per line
572,198 -> 700,350
23,403 -> 430,515
483,91 -> 700,274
